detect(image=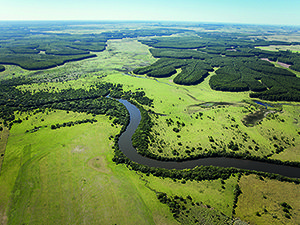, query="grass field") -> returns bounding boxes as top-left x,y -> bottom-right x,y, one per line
0,39 -> 238,224
256,45 -> 300,53
0,36 -> 300,225
265,34 -> 300,43
0,110 -> 179,225
16,39 -> 157,93
0,109 -> 239,225
235,174 -> 300,225
143,174 -> 238,217
102,48 -> 300,162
